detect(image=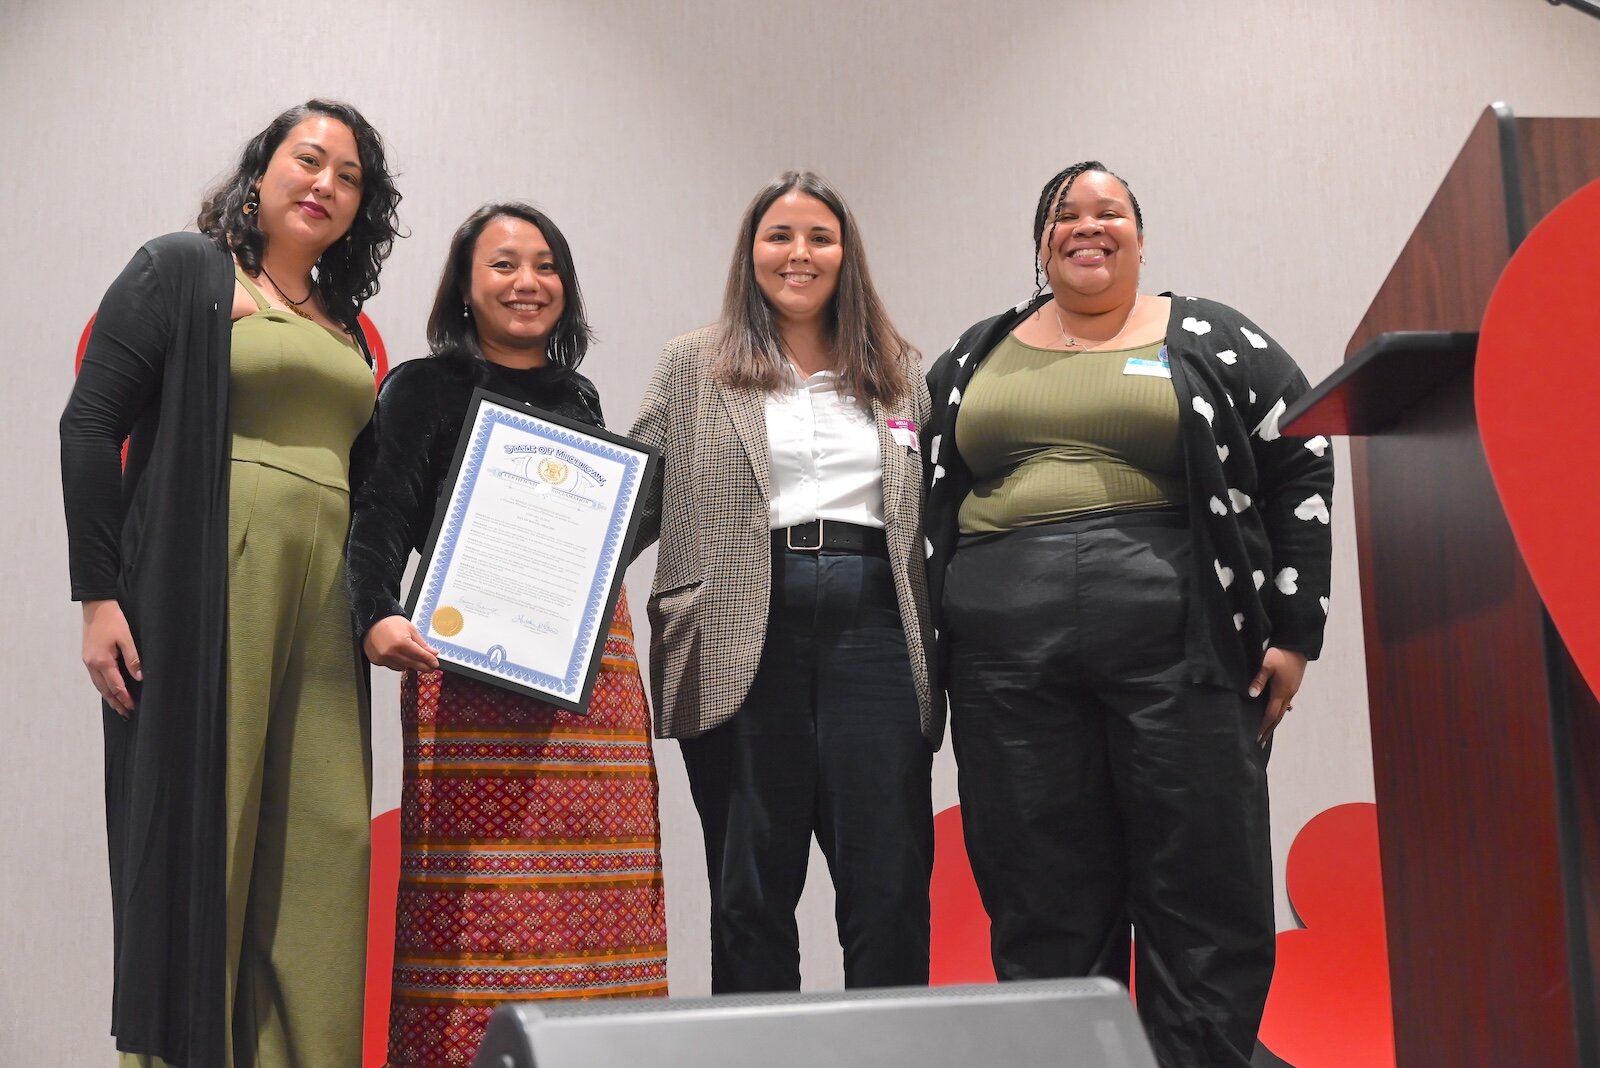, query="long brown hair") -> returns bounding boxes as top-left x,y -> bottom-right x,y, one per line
714,171 -> 914,405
